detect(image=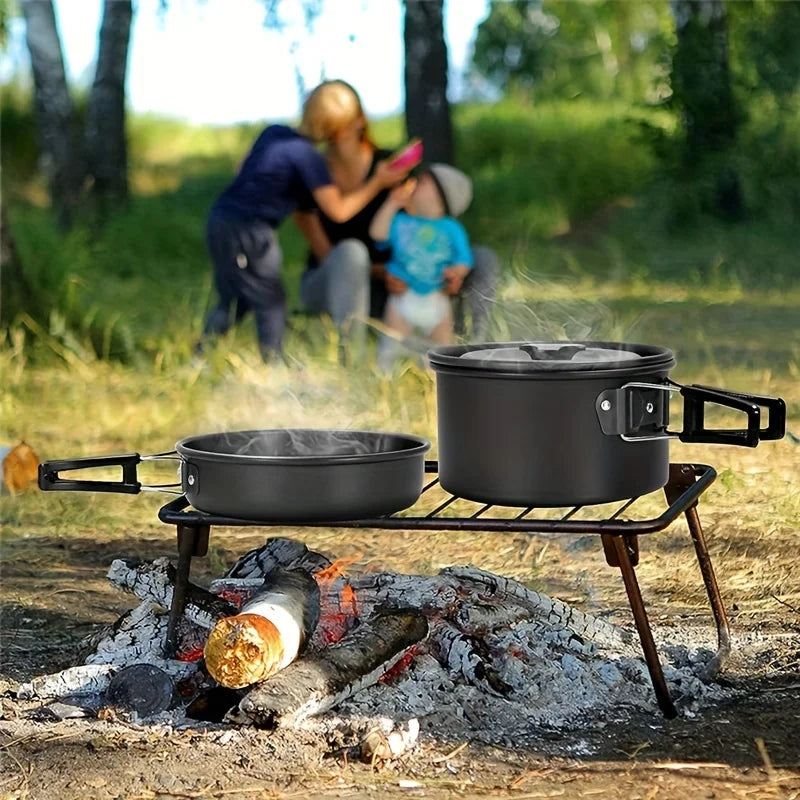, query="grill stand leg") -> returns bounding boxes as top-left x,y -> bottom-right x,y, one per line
664,466 -> 731,676
164,523 -> 209,658
604,533 -> 677,719
684,506 -> 731,674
